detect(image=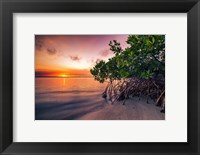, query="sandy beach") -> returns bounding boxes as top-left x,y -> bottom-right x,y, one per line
79,97 -> 165,120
